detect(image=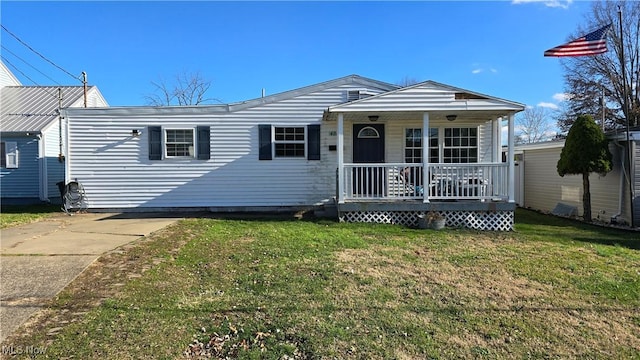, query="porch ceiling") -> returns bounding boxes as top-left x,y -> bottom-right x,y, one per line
323,110 -> 512,123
